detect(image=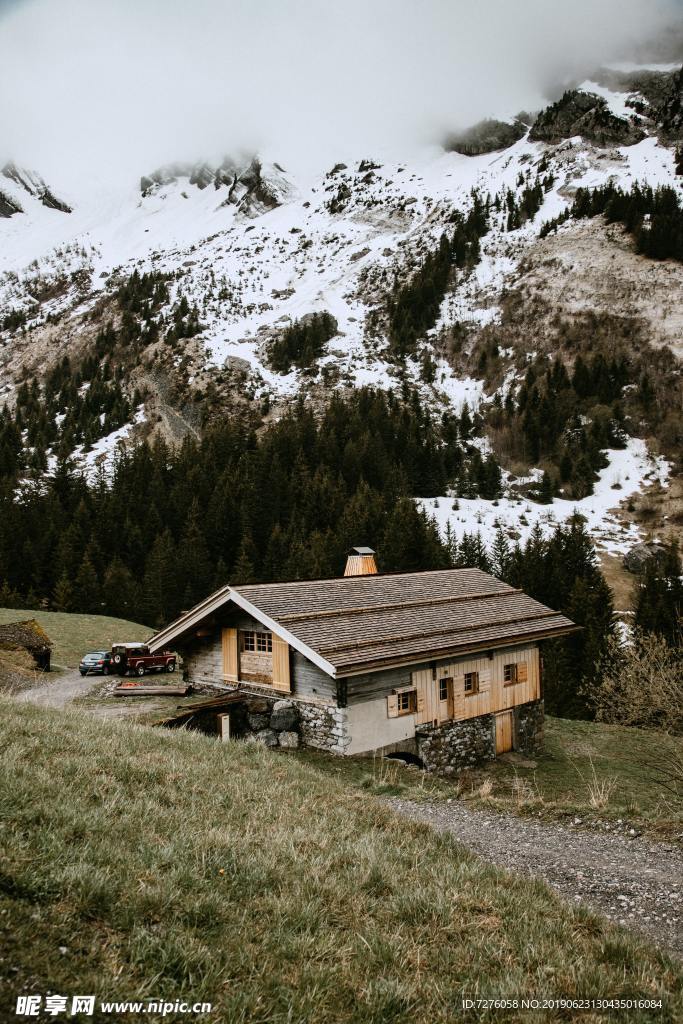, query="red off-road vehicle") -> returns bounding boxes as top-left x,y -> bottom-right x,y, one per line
110,643 -> 176,677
